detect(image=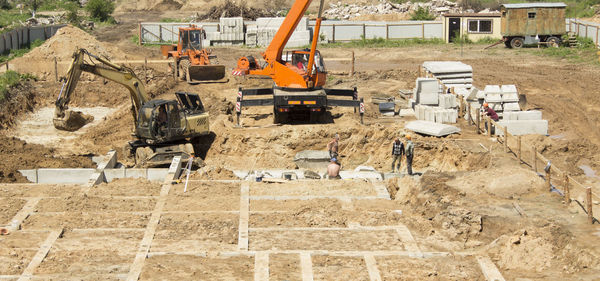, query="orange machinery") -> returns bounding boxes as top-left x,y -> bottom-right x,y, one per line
161,26 -> 227,83
232,0 -> 363,124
